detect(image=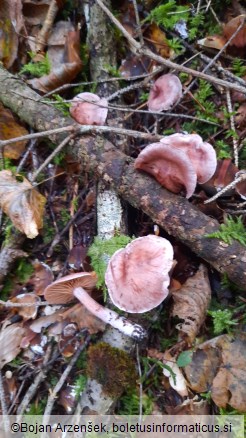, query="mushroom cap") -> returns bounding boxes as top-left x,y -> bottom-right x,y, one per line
147,74 -> 182,112
44,272 -> 97,304
69,92 -> 108,125
134,141 -> 197,198
105,235 -> 174,313
160,133 -> 217,184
